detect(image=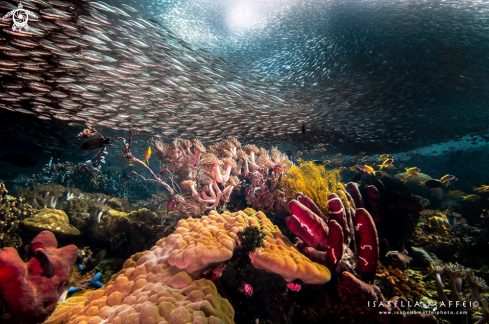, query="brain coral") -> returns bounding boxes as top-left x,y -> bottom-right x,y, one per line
45,208 -> 329,324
